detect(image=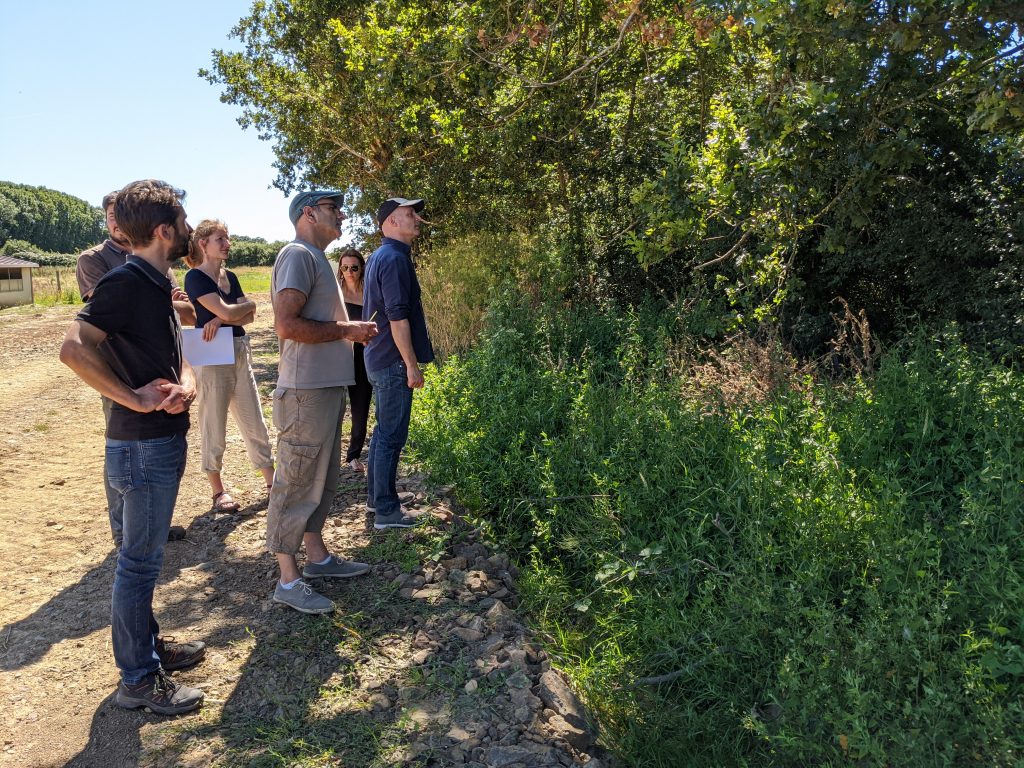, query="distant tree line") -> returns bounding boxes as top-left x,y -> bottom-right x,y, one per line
0,180 -> 287,267
226,235 -> 289,266
0,181 -> 103,254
